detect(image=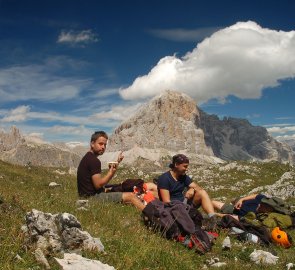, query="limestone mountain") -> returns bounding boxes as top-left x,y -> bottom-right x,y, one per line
104,90 -> 294,165
0,126 -> 82,169
277,138 -> 295,152
199,111 -> 295,163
